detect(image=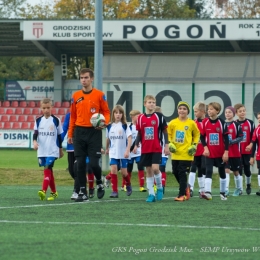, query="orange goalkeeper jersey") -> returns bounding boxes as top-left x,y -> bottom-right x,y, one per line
68,88 -> 110,138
